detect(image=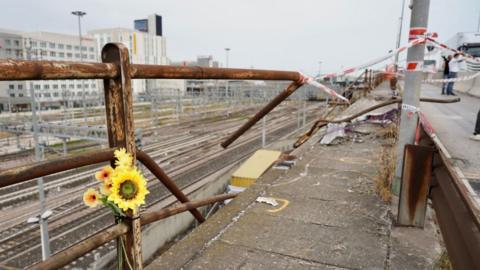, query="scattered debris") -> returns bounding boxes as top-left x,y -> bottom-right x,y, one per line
255,197 -> 278,207
320,123 -> 347,145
